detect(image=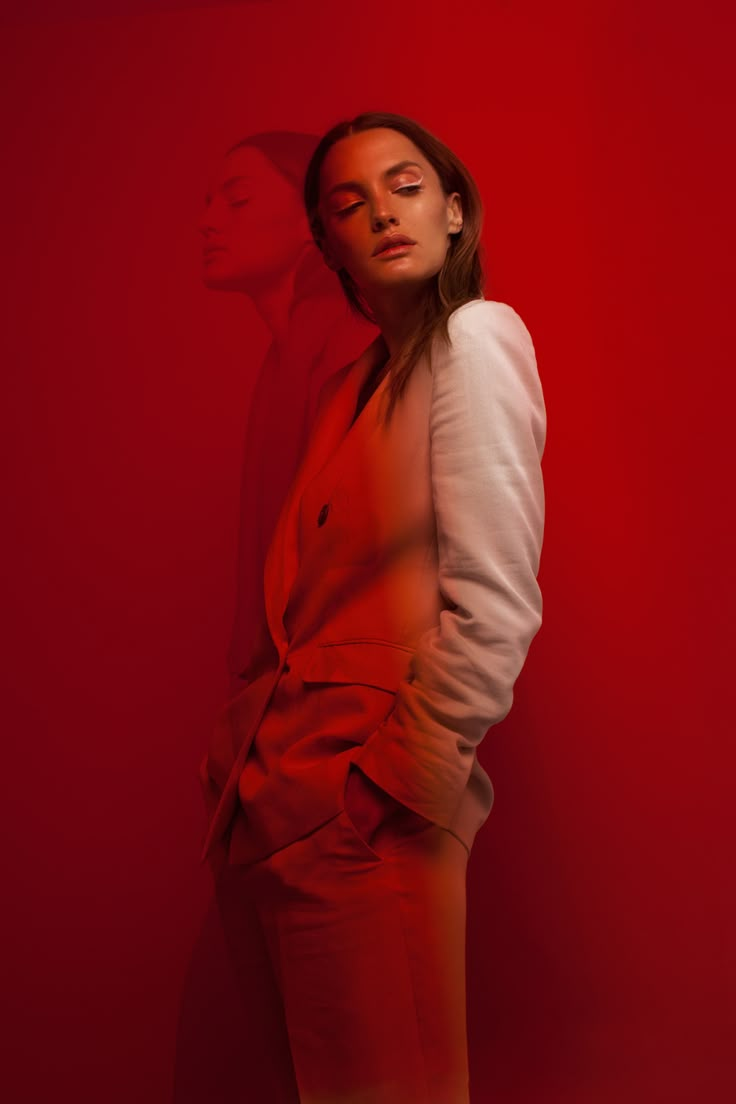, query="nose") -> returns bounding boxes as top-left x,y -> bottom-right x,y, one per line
199,210 -> 211,237
371,201 -> 399,232
199,198 -> 222,237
